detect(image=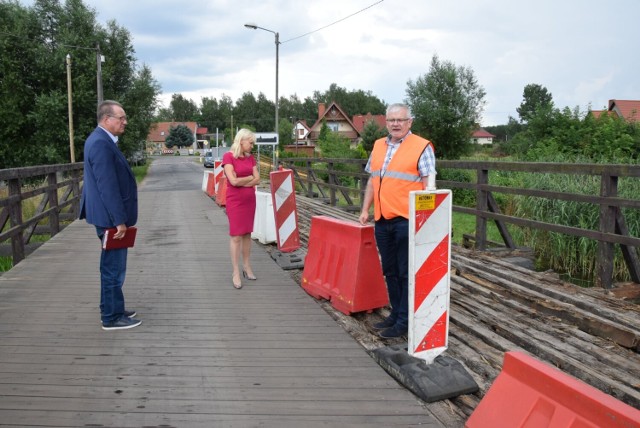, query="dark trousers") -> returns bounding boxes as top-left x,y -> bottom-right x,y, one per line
374,217 -> 409,329
95,227 -> 128,323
